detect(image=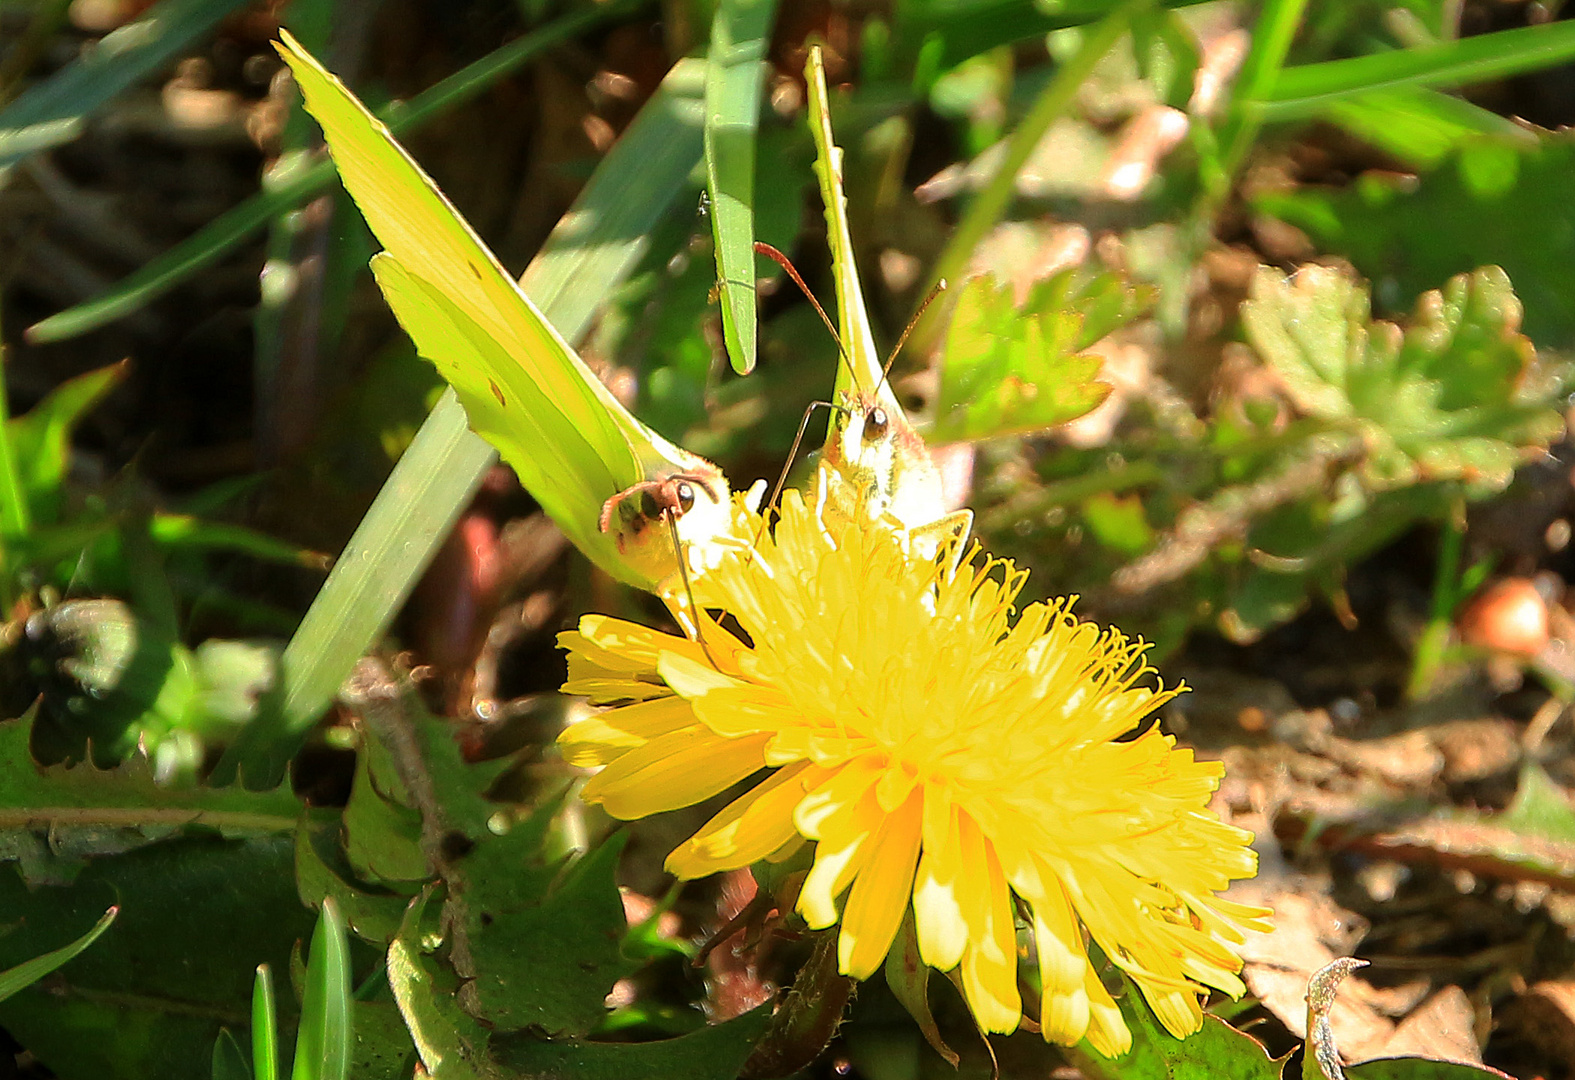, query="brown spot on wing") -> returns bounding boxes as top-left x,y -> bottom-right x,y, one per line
467,260 -> 484,281
489,380 -> 506,406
